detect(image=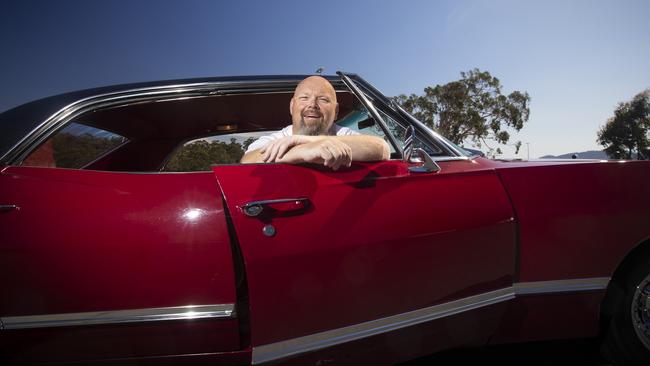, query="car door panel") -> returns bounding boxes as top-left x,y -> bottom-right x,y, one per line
213,159 -> 516,349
